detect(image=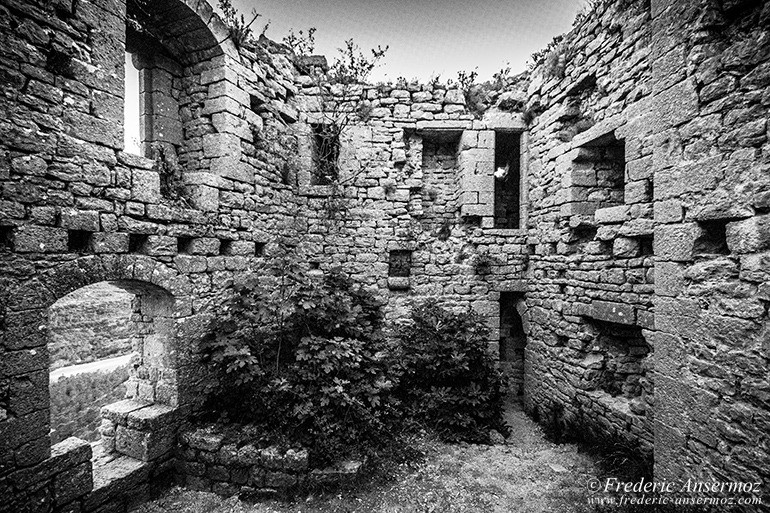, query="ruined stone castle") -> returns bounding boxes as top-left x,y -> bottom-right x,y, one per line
1,0 -> 769,510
